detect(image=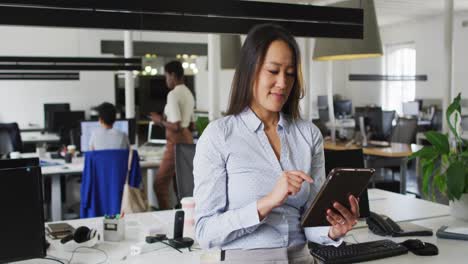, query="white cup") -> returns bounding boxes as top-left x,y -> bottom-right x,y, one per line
10,151 -> 21,159
67,145 -> 76,156
36,147 -> 46,158
180,197 -> 195,224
